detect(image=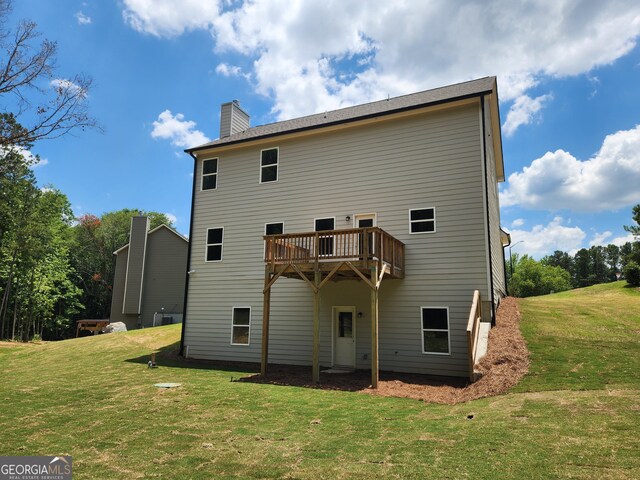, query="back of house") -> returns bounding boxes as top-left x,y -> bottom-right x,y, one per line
181,77 -> 506,378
